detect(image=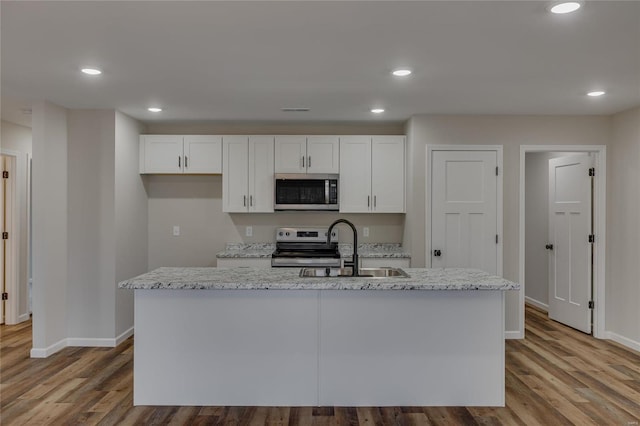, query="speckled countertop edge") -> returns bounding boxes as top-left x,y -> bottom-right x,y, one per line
119,267 -> 519,291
